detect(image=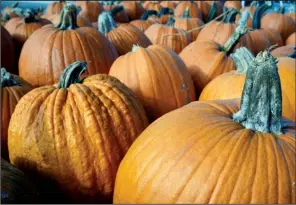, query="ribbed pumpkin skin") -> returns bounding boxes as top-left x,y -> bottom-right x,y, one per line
174,1 -> 202,19
143,2 -> 162,12
19,25 -> 118,87
271,45 -> 295,57
1,75 -> 32,160
75,1 -> 103,22
109,45 -> 196,121
199,57 -> 296,122
105,24 -> 152,56
45,1 -> 65,16
286,13 -> 296,22
224,1 -> 242,10
122,1 -> 145,21
179,40 -> 235,96
1,26 -> 15,73
174,17 -> 204,41
8,74 -> 149,203
261,13 -> 296,41
114,99 -> 296,204
160,1 -> 177,9
145,24 -> 191,54
195,1 -> 223,22
129,19 -> 154,32
286,32 -> 295,45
